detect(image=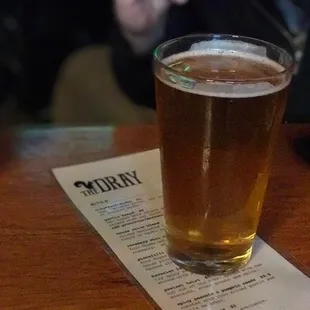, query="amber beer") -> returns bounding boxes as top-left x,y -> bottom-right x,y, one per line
154,35 -> 293,274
